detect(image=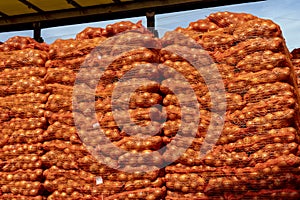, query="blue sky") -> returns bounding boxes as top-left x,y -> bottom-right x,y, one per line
0,0 -> 299,50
